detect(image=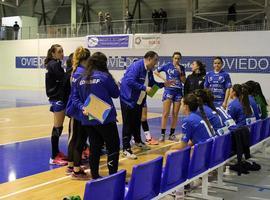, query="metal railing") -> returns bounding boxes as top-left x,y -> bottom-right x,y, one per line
0,13 -> 269,40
